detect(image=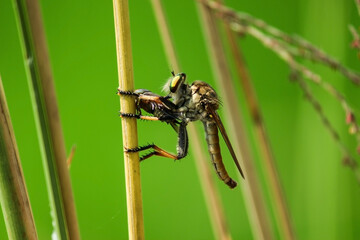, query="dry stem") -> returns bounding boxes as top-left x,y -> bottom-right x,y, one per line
293,74 -> 360,182
200,0 -> 360,183
356,0 -> 360,16
204,1 -> 360,86
349,25 -> 360,53
223,22 -> 295,240
197,3 -> 274,239
151,1 -> 232,239
113,0 -> 144,239
0,76 -> 38,239
13,0 -> 80,238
